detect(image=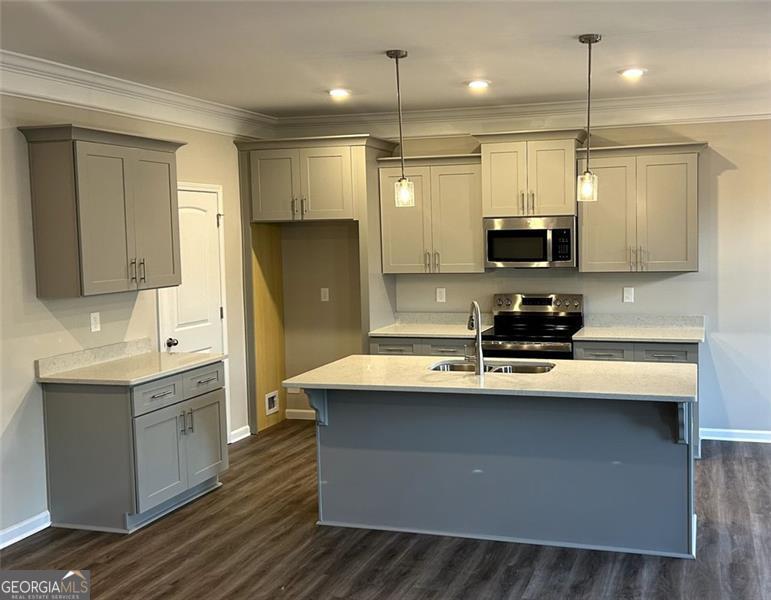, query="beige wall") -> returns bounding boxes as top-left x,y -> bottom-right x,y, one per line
395,120 -> 771,432
0,95 -> 249,531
